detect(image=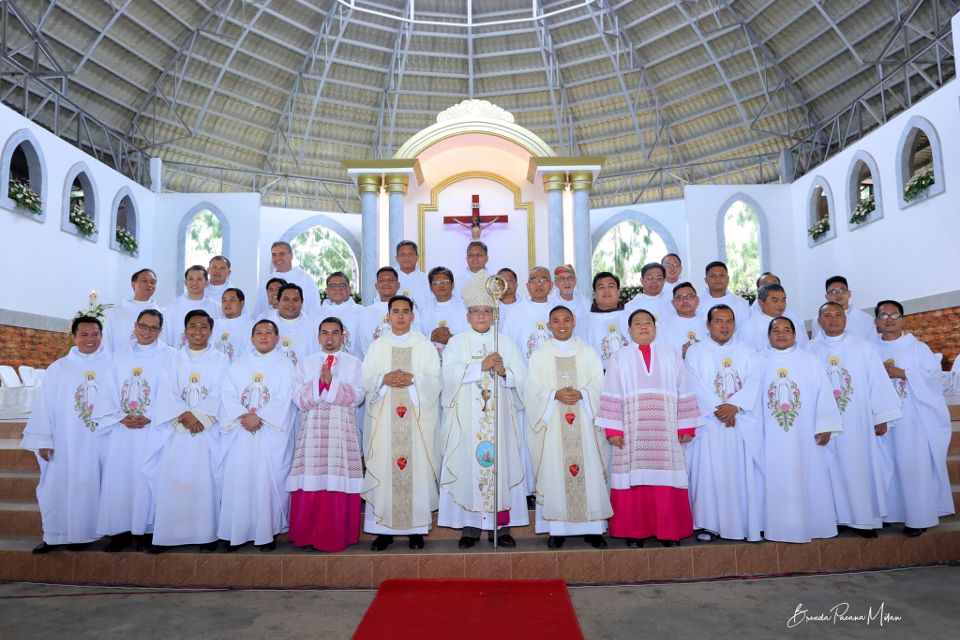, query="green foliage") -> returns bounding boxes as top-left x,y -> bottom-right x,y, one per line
184,210 -> 223,269
69,200 -> 96,236
291,226 -> 359,293
849,194 -> 875,225
592,220 -> 667,289
8,179 -> 42,215
903,169 -> 935,202
723,201 -> 760,296
619,285 -> 642,305
808,217 -> 830,240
